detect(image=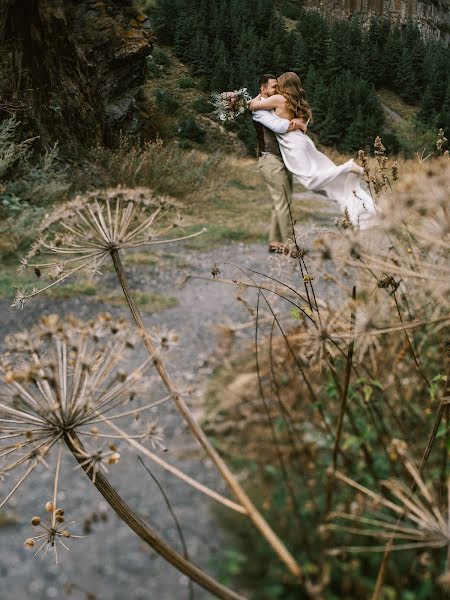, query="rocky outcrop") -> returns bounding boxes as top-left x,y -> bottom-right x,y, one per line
300,0 -> 450,43
0,1 -> 153,146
